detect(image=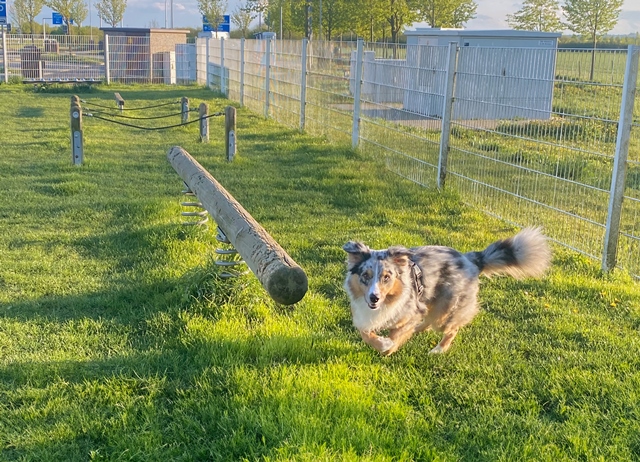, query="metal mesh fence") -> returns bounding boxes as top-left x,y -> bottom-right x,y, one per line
107,35 -> 150,83
4,34 -> 103,82
360,42 -> 446,188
